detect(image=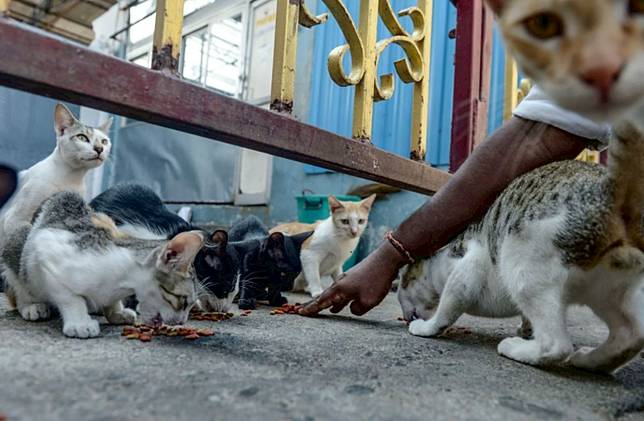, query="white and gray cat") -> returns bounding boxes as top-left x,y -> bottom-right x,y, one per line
399,115 -> 644,373
2,191 -> 203,338
0,103 -> 112,249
